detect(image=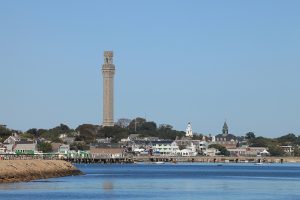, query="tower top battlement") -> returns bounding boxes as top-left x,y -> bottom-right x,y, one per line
104,51 -> 113,58
104,51 -> 114,57
104,51 -> 114,65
